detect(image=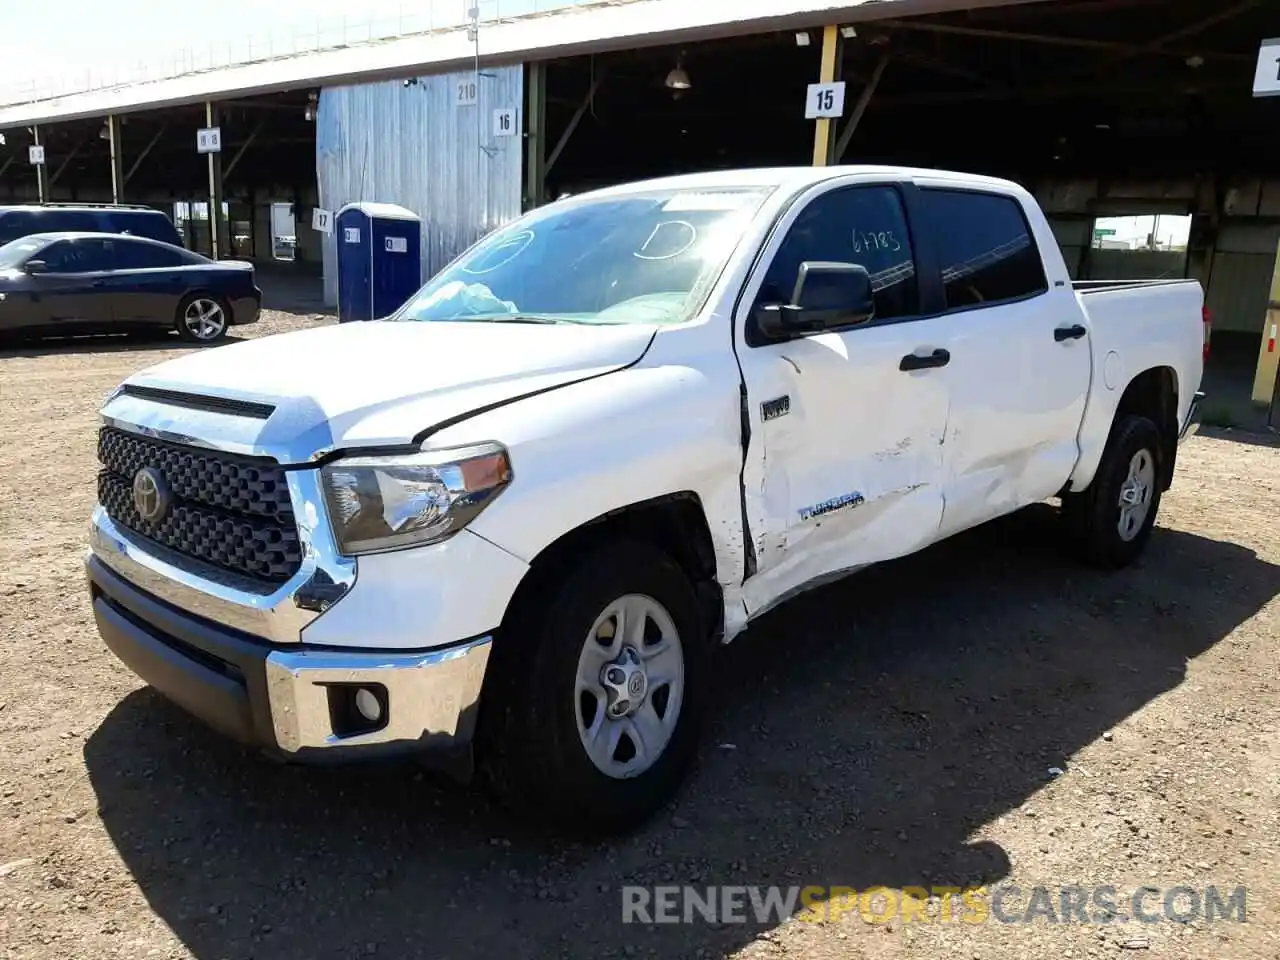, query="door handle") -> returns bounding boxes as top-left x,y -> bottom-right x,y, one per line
1054,324 -> 1087,342
899,348 -> 950,372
